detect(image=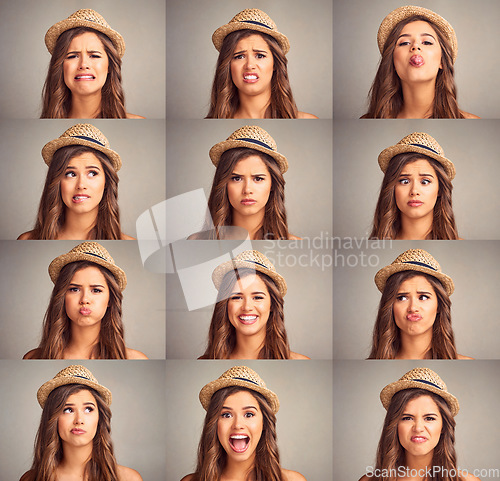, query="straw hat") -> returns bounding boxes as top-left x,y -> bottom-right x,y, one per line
212,250 -> 287,296
212,8 -> 290,54
42,123 -> 122,171
199,365 -> 279,413
378,132 -> 455,180
37,365 -> 112,408
209,125 -> 288,174
377,5 -> 457,64
45,8 -> 125,58
48,242 -> 127,291
380,367 -> 459,416
375,249 -> 454,296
